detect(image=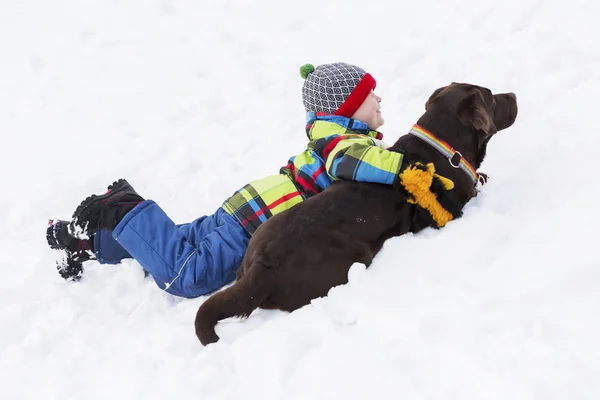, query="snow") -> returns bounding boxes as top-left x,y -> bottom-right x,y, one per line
1,1 -> 599,398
